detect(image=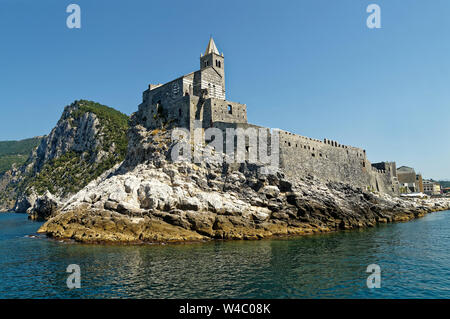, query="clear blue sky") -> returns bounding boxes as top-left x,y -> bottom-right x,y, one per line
1,0 -> 449,179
